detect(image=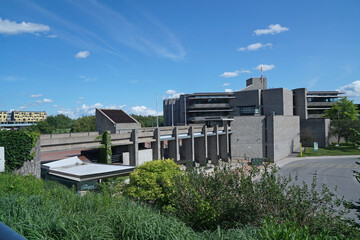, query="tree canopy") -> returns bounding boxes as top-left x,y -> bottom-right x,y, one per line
323,97 -> 359,120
